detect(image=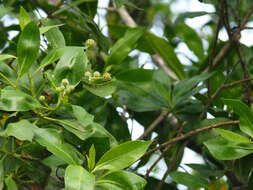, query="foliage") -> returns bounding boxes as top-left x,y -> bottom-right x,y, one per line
0,0 -> 253,189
